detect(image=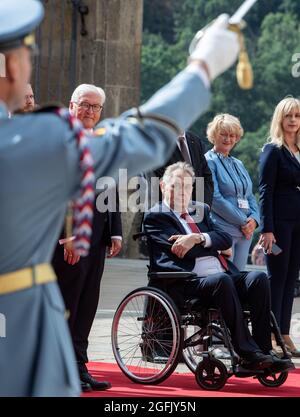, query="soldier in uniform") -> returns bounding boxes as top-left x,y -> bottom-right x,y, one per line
0,0 -> 240,396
